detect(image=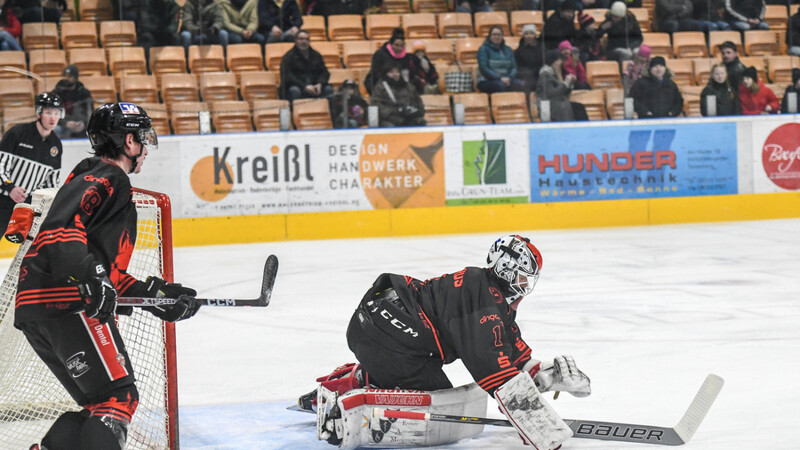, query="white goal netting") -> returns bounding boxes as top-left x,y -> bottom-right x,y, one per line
0,188 -> 176,449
